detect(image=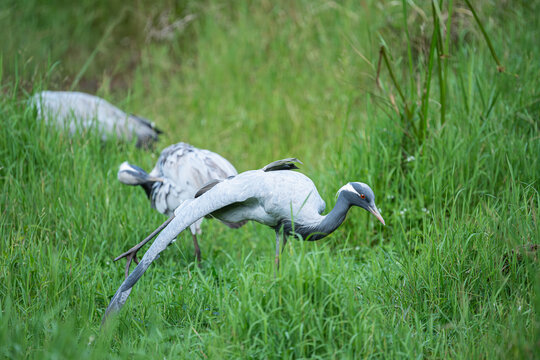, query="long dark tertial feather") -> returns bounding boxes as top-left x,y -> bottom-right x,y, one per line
262,158 -> 303,172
